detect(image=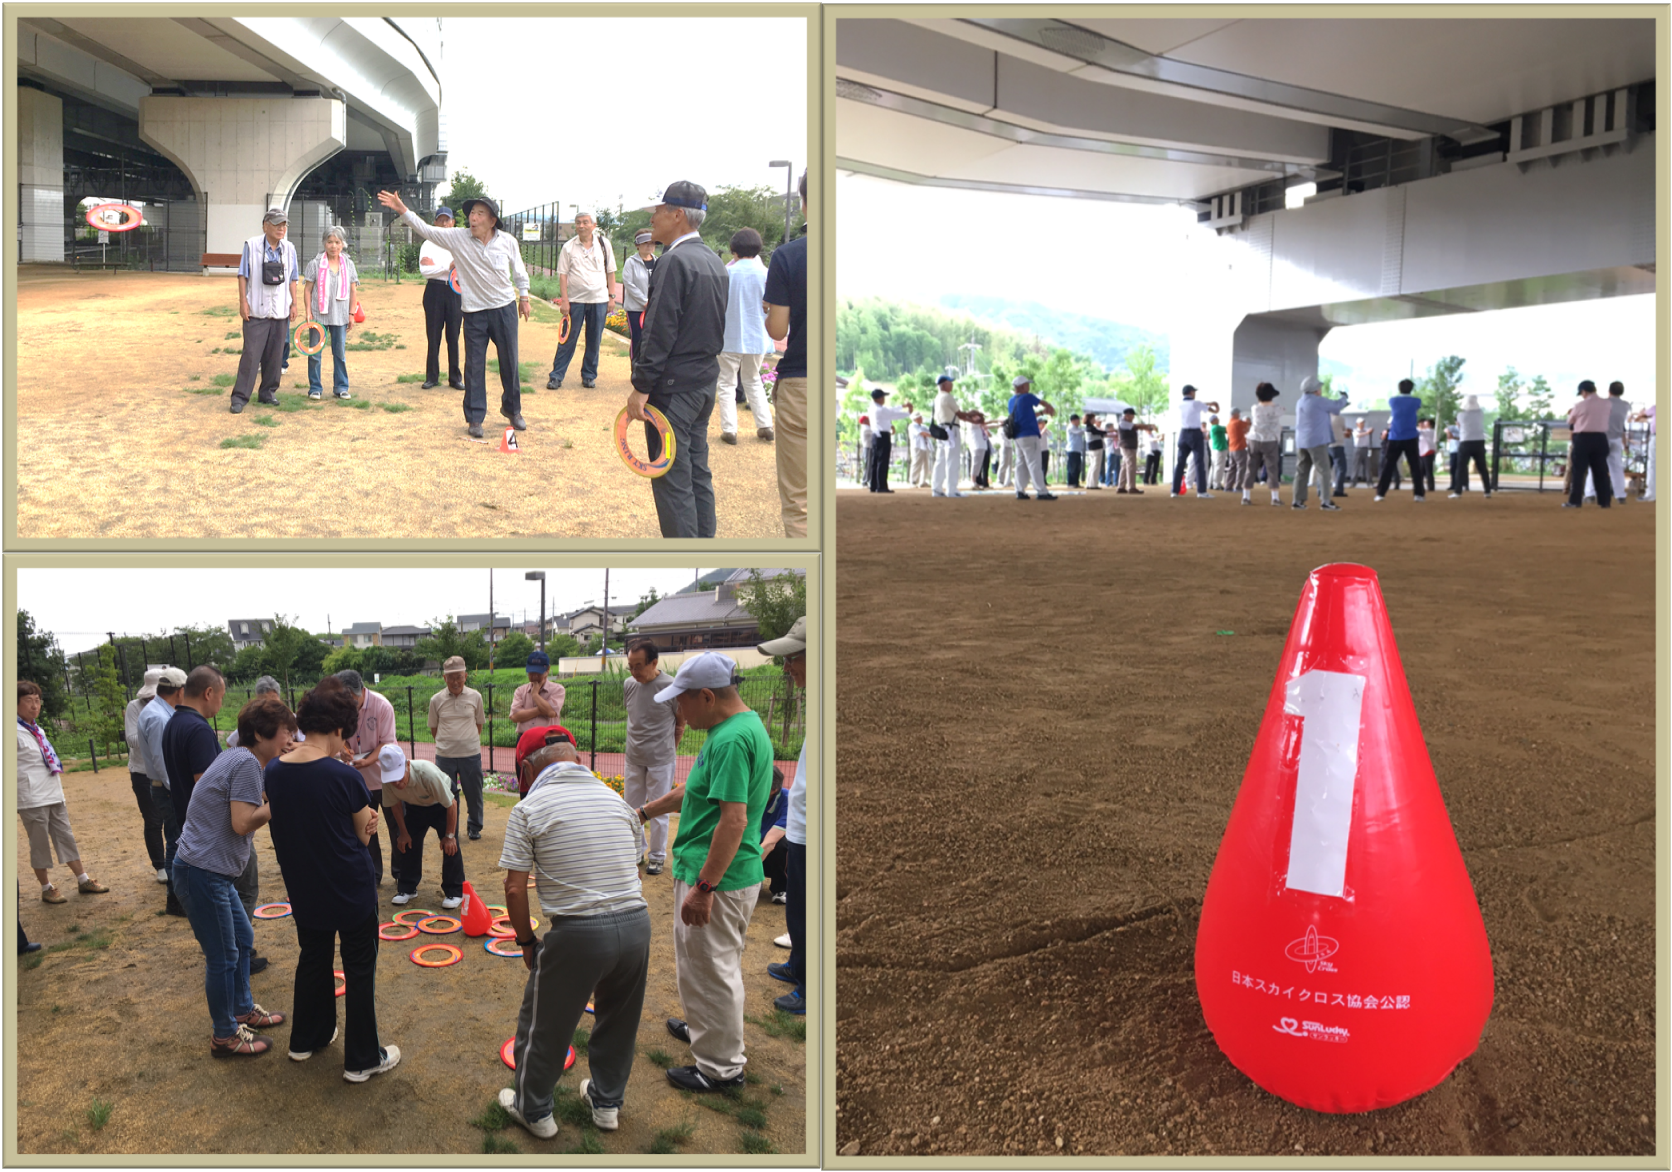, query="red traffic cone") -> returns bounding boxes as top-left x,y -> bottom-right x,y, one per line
498,427 -> 520,454
351,303 -> 365,324
1194,563 -> 1493,1113
460,879 -> 493,937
